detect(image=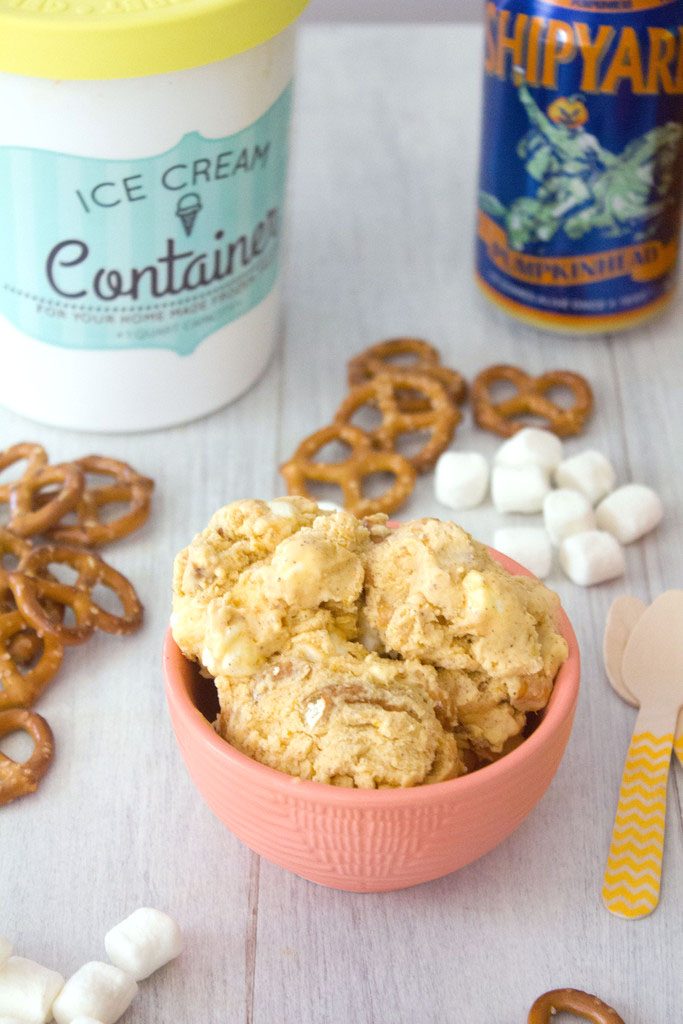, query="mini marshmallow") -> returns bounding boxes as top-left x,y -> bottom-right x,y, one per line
104,908 -> 183,982
494,428 -> 563,473
267,499 -> 299,519
434,451 -> 489,510
493,527 -> 553,579
52,963 -> 136,1024
0,957 -> 64,1024
316,501 -> 342,513
543,488 -> 596,545
554,450 -> 616,505
559,530 -> 625,586
596,484 -> 663,544
491,464 -> 550,514
0,938 -> 11,970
